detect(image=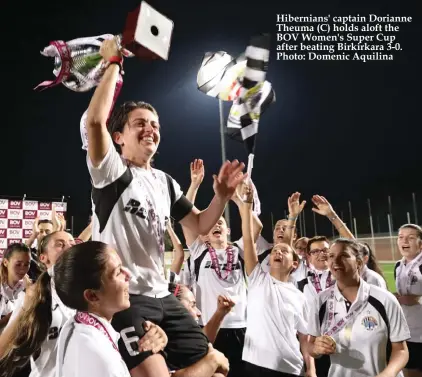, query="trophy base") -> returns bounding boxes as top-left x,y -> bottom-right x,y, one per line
122,1 -> 174,61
